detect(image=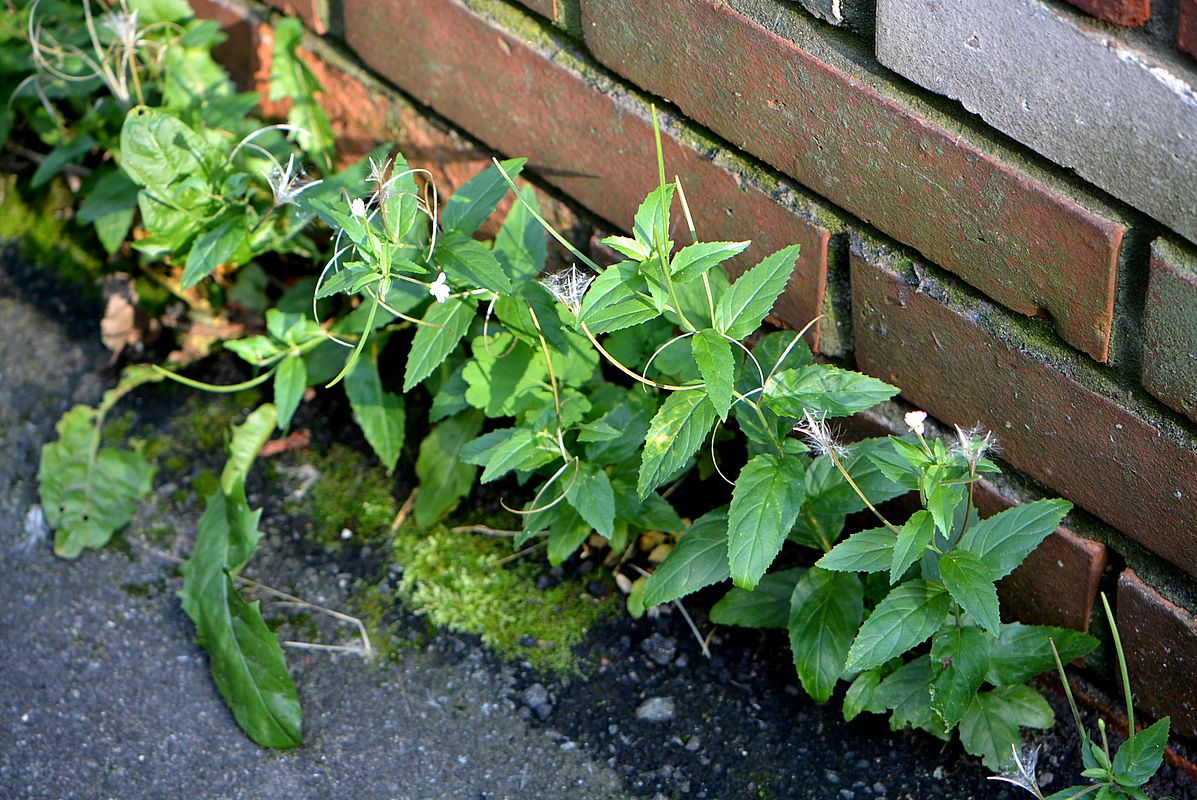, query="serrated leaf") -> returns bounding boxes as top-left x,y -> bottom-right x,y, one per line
985,623 -> 1097,685
315,265 -> 379,299
641,509 -> 730,607
494,186 -> 547,282
441,158 -> 526,236
727,454 -> 807,589
844,670 -> 885,721
925,475 -> 965,539
404,297 -> 475,391
709,567 -> 804,628
435,231 -> 513,294
874,657 -> 936,731
939,550 -> 1000,635
929,625 -> 989,728
182,214 -> 248,289
891,510 -> 935,585
845,580 -> 951,673
713,244 -> 799,339
764,364 -> 898,419
960,498 -> 1072,580
631,183 -> 675,254
547,503 -> 592,566
273,357 -> 306,431
476,429 -> 536,483
345,347 -> 405,472
414,411 -> 483,526
637,390 -> 717,498
178,488 -> 301,749
960,686 -> 1054,769
221,405 -> 276,497
804,437 -> 910,518
816,527 -> 896,573
1112,717 -> 1169,786
578,261 -> 658,334
789,567 -> 863,702
566,462 -> 616,540
691,329 -> 734,420
670,240 -> 750,283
